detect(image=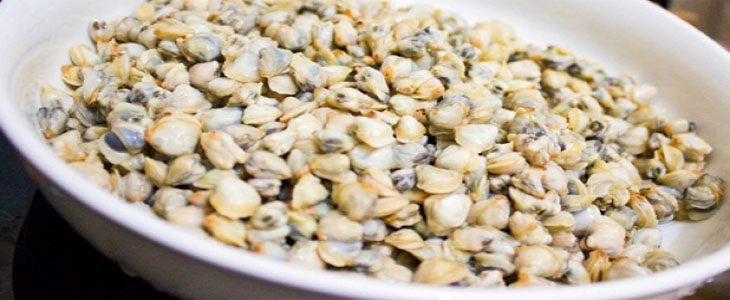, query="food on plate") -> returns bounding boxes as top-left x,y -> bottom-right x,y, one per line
38,0 -> 724,287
